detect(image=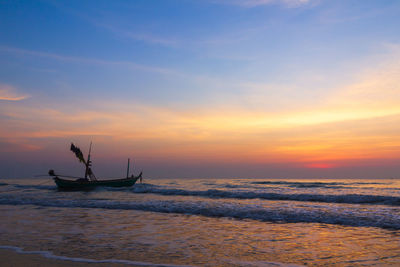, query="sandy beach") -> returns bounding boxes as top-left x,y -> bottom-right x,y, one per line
0,248 -> 146,267
2,178 -> 400,266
